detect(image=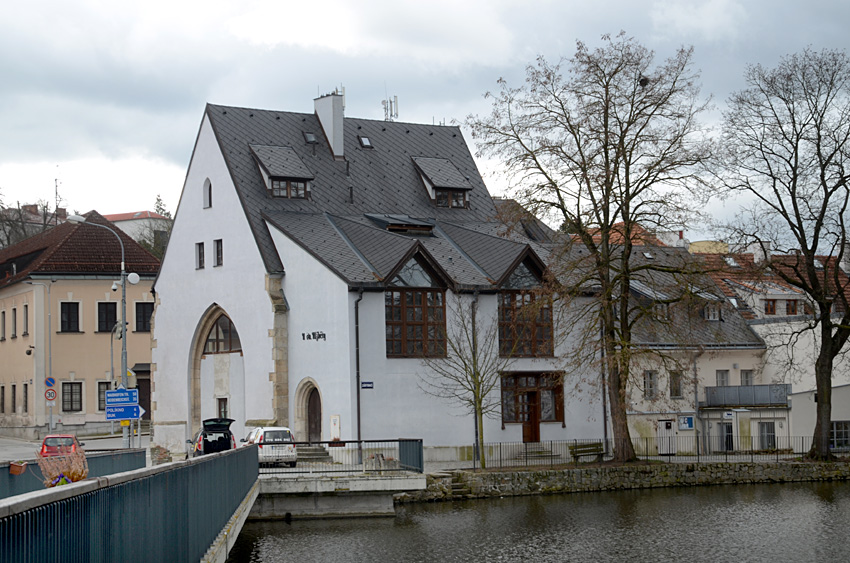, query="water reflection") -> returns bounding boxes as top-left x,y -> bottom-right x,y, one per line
228,483 -> 850,562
